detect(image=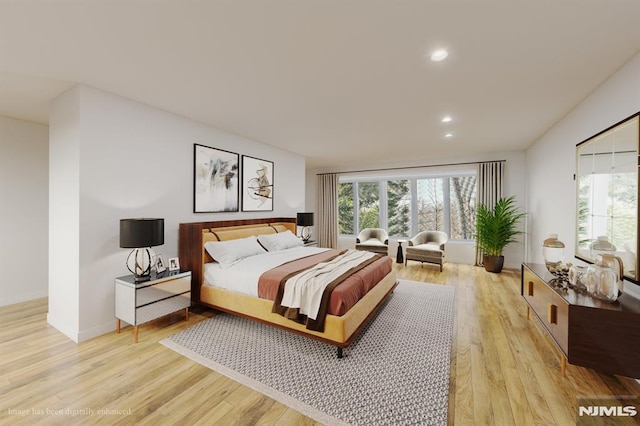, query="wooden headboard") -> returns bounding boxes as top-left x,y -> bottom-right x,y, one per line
178,217 -> 297,304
